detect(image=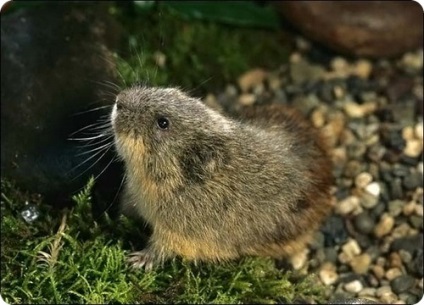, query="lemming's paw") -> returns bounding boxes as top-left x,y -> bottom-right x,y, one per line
127,249 -> 156,271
